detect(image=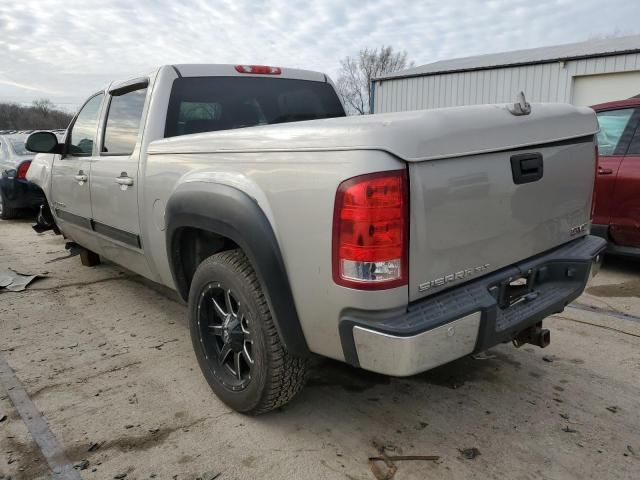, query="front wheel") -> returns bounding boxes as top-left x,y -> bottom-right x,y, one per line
188,249 -> 308,414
